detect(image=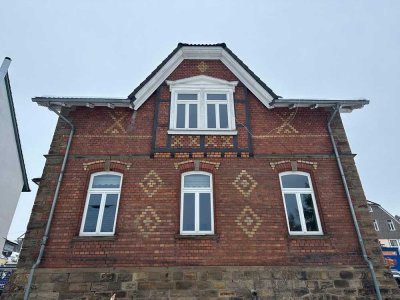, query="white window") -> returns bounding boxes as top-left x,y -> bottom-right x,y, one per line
167,75 -> 237,135
373,220 -> 379,231
388,220 -> 396,231
389,239 -> 399,247
180,172 -> 214,235
279,171 -> 323,235
368,206 -> 373,212
80,172 -> 123,236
